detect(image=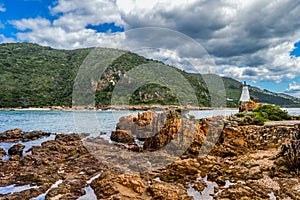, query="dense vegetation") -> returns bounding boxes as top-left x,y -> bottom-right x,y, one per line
235,104 -> 291,125
0,43 -> 91,107
1,43 -> 300,108
252,104 -> 291,122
